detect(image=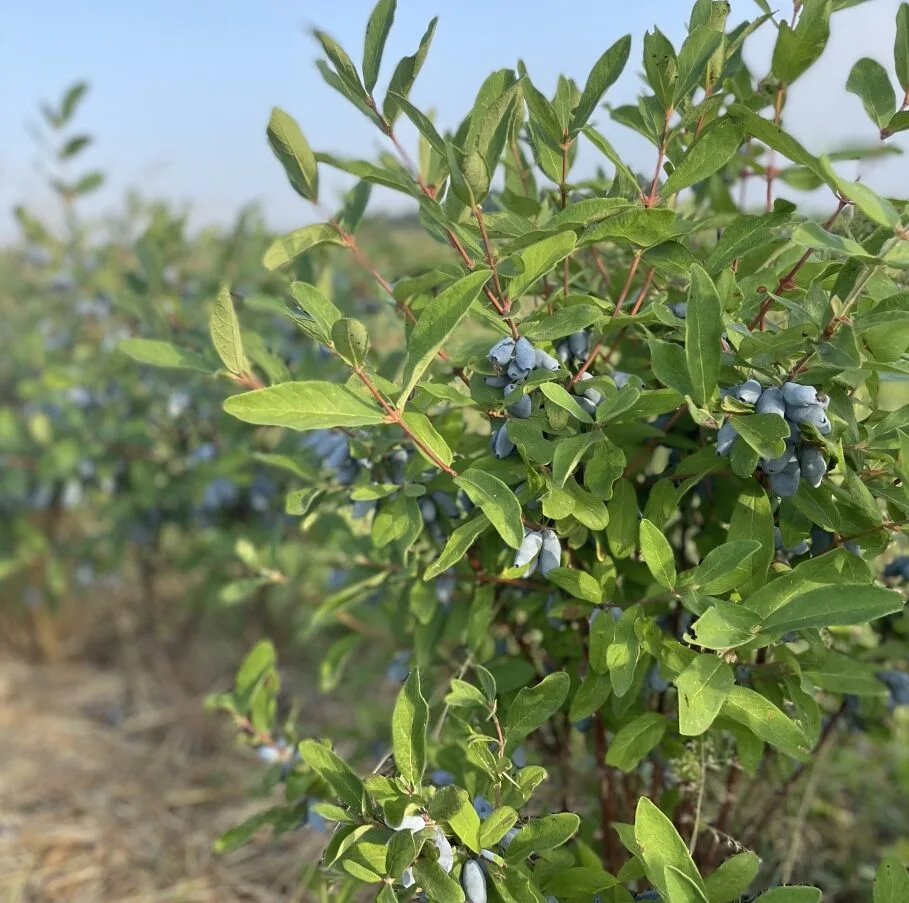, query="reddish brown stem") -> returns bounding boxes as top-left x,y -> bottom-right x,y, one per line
749,199 -> 847,330
572,251 -> 643,384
